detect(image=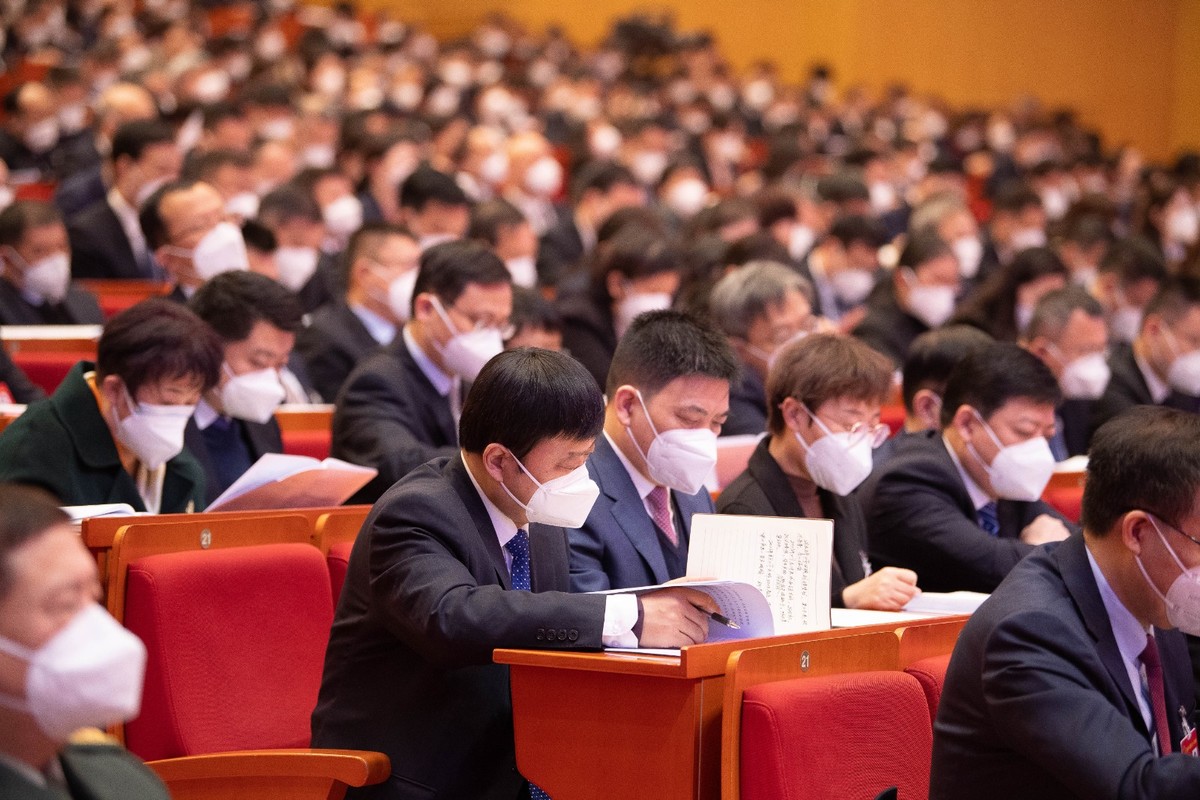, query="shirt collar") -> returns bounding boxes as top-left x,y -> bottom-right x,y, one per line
349,302 -> 397,346
943,434 -> 993,511
106,185 -> 138,225
461,451 -> 522,552
604,430 -> 657,500
402,325 -> 454,396
1134,348 -> 1171,404
193,397 -> 223,430
1086,544 -> 1153,668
